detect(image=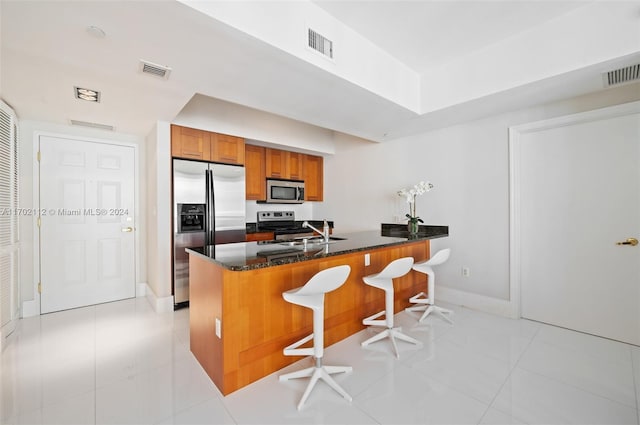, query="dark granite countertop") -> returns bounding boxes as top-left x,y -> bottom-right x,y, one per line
186,225 -> 448,271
